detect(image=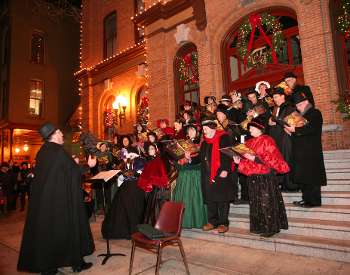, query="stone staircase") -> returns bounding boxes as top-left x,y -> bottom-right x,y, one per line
182,150 -> 350,263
